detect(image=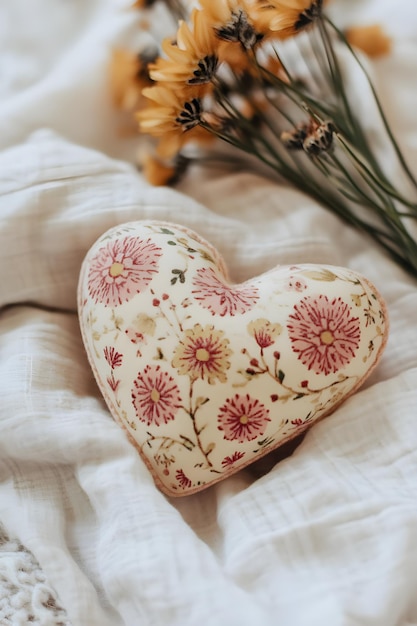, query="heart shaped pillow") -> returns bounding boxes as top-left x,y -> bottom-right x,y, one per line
78,221 -> 388,496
